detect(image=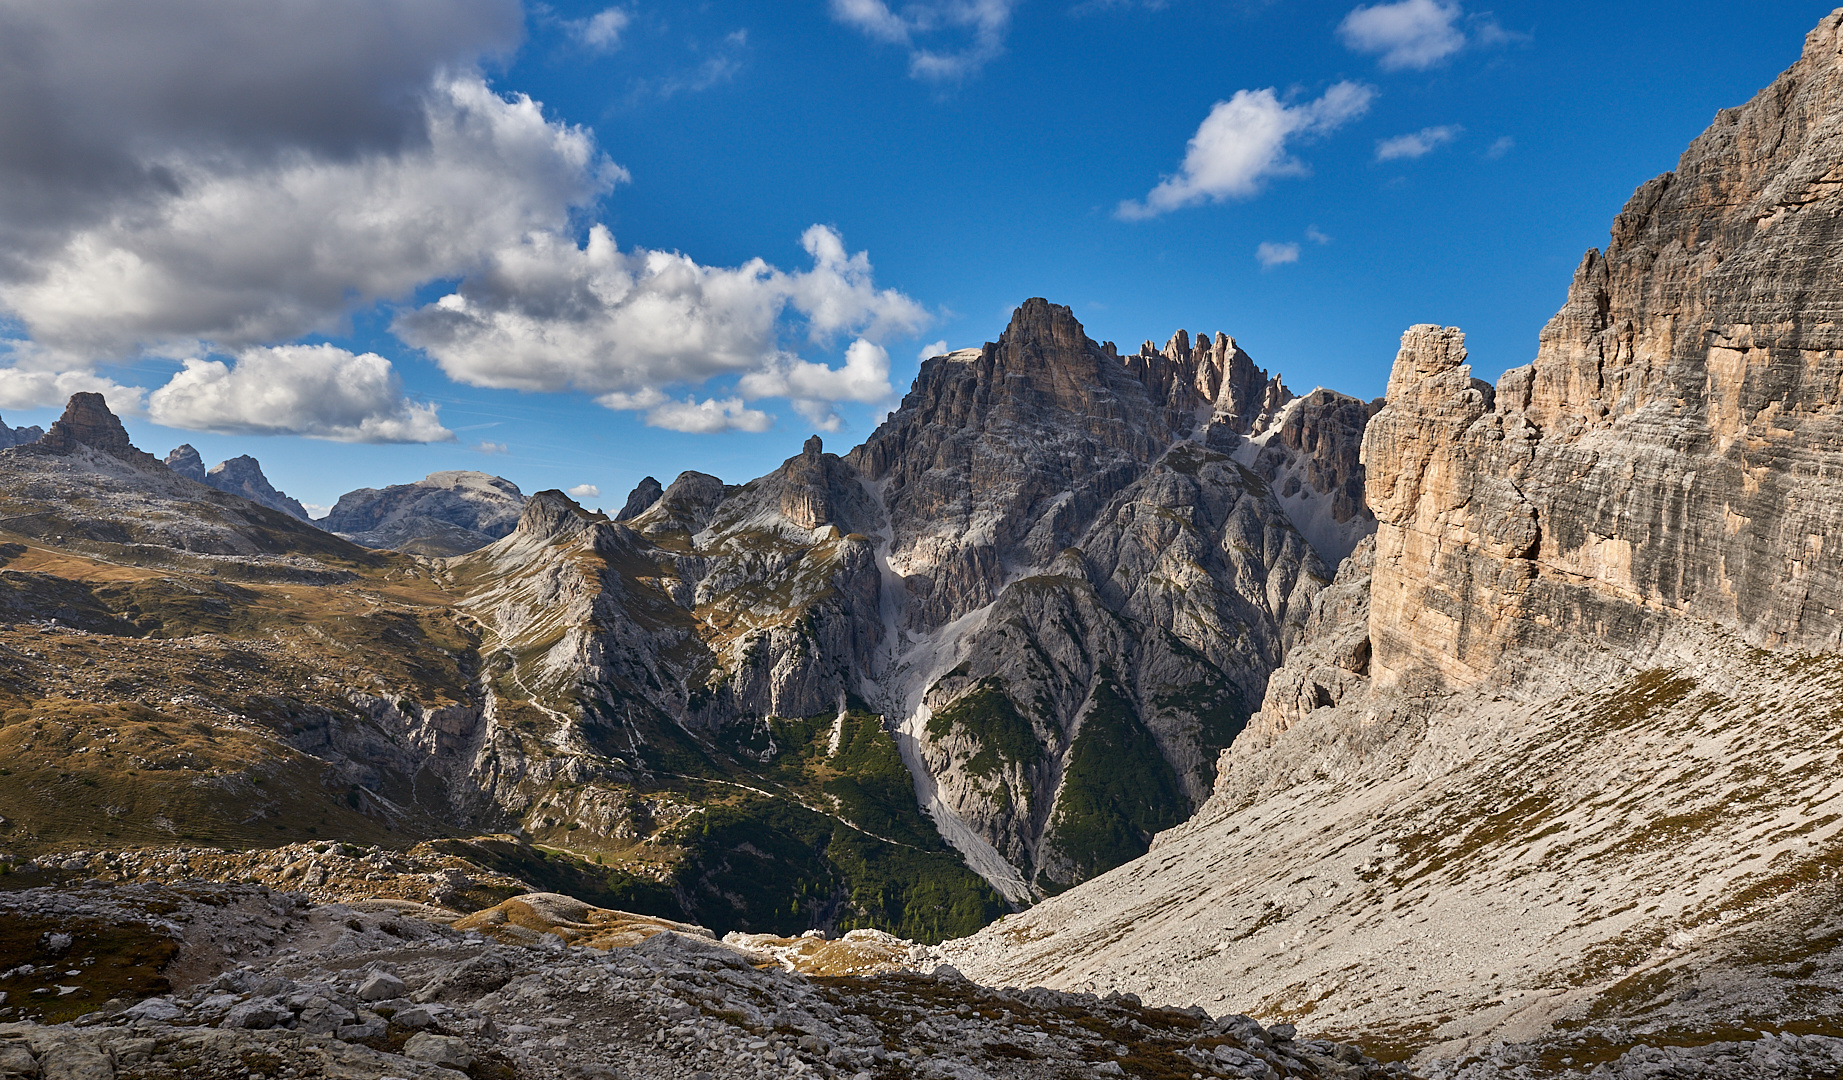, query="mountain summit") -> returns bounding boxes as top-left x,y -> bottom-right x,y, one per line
940,8 -> 1843,1068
